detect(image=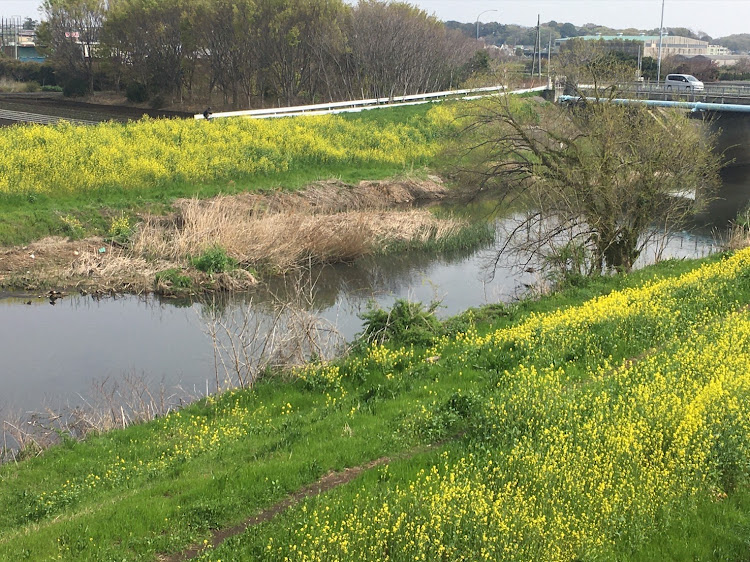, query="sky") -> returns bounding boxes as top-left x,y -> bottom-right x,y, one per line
1,0 -> 749,39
